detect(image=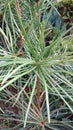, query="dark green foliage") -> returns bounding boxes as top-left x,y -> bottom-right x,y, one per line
0,0 -> 73,130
